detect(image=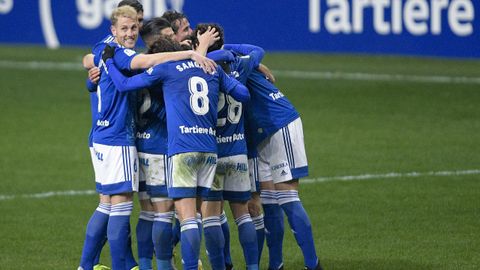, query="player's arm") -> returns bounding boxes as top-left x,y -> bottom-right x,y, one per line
218,66 -> 250,103
129,50 -> 216,73
195,26 -> 220,56
207,49 -> 235,62
257,63 -> 276,83
103,46 -> 158,92
223,44 -> 265,67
